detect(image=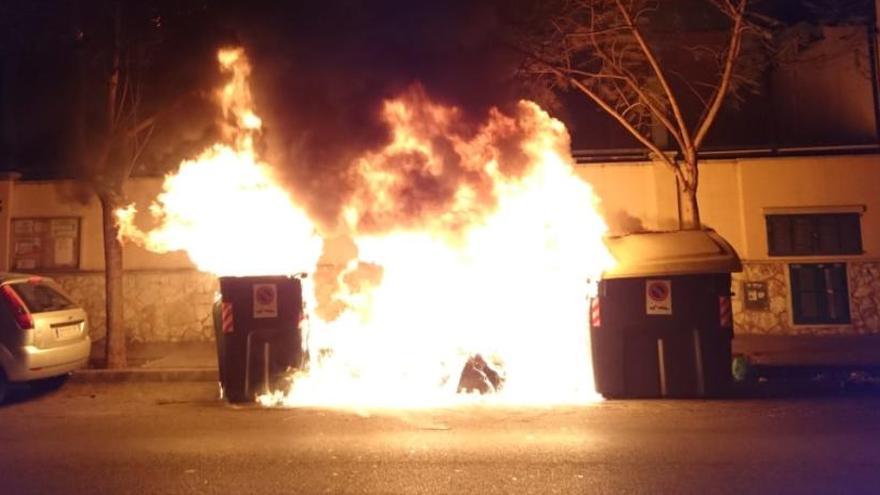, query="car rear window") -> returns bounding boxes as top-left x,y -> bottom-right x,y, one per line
10,282 -> 76,313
